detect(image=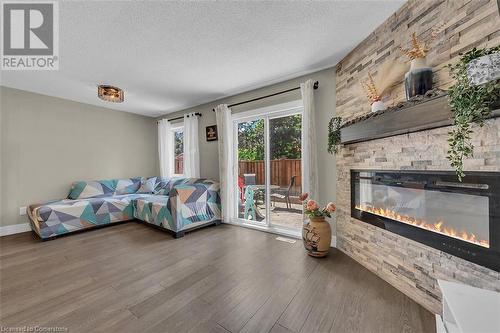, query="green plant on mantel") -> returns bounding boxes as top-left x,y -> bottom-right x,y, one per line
447,46 -> 500,181
327,116 -> 342,154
